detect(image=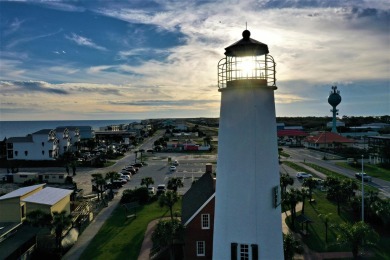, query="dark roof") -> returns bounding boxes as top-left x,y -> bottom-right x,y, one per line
0,225 -> 40,259
181,172 -> 215,224
224,30 -> 269,57
32,129 -> 54,135
6,136 -> 33,143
